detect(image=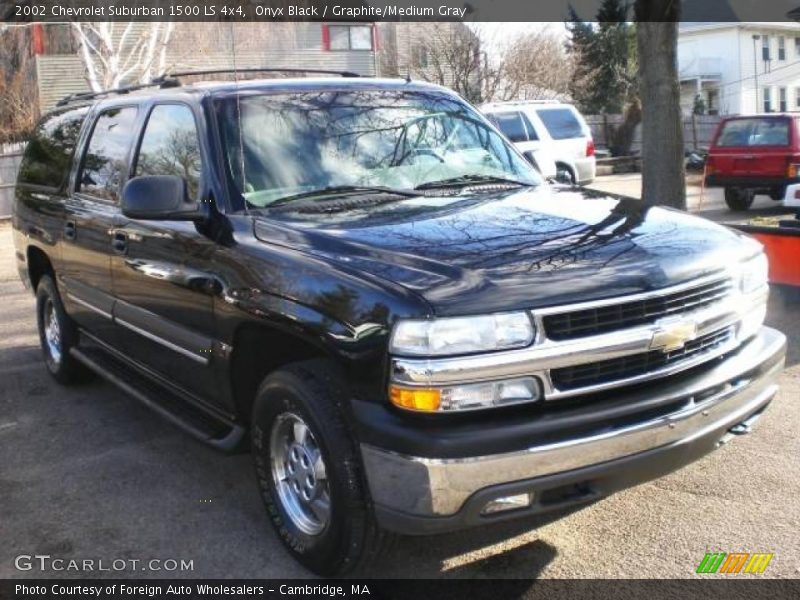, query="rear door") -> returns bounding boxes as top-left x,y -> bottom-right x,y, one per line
485,110 -> 555,178
60,105 -> 139,343
110,102 -> 222,407
711,116 -> 794,178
